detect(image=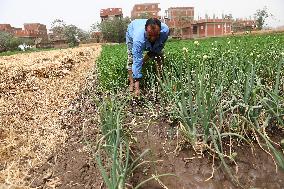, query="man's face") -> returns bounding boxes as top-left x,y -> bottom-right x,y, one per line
146,25 -> 160,43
